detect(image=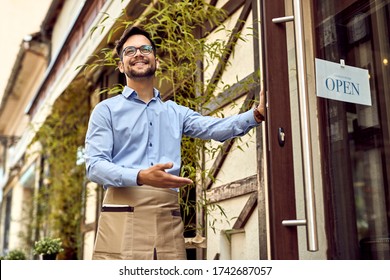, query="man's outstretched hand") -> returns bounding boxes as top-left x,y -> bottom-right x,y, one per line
137,162 -> 193,188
